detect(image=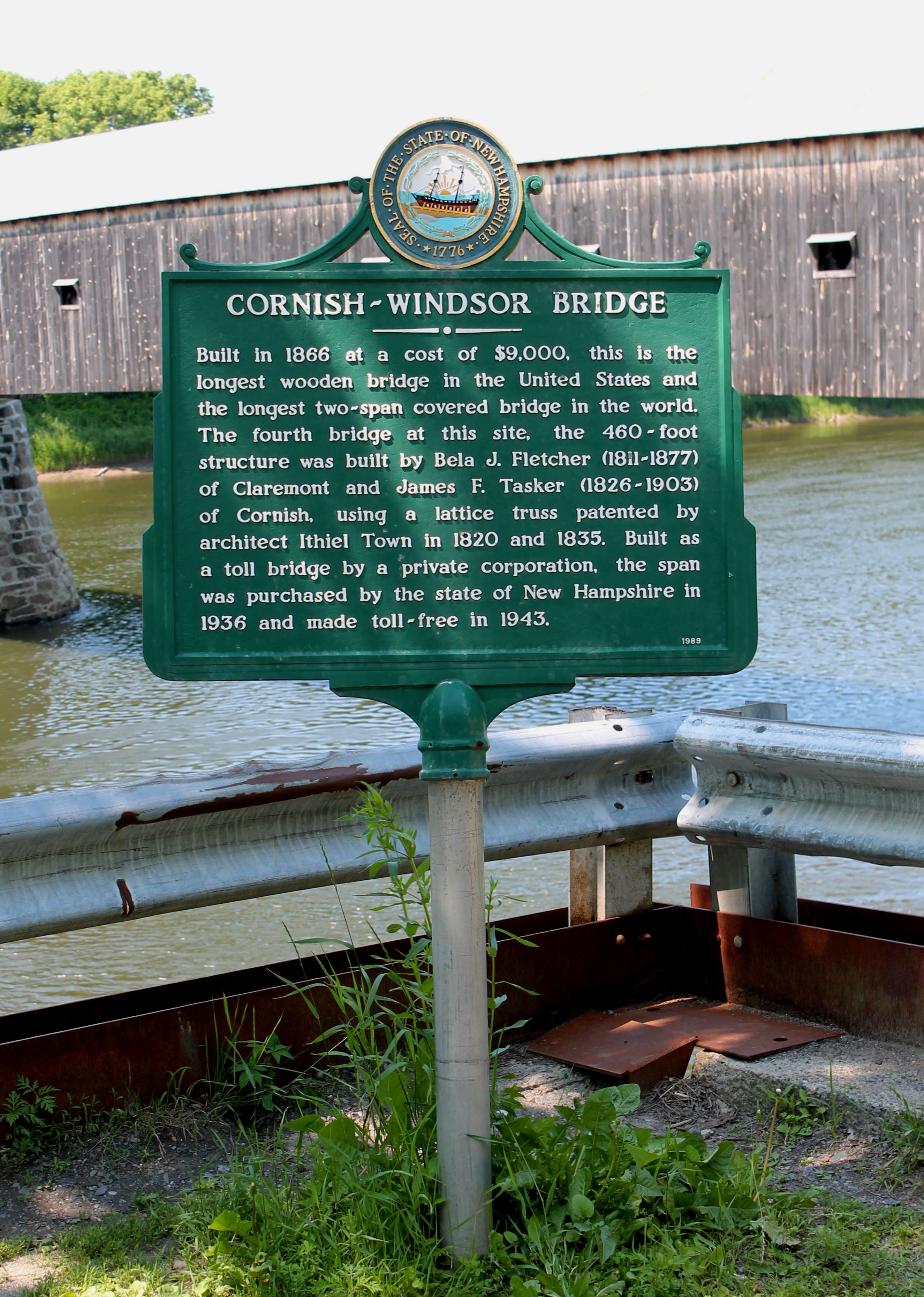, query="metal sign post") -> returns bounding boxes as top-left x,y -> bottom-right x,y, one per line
143,118 -> 757,1259
430,775 -> 490,1254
